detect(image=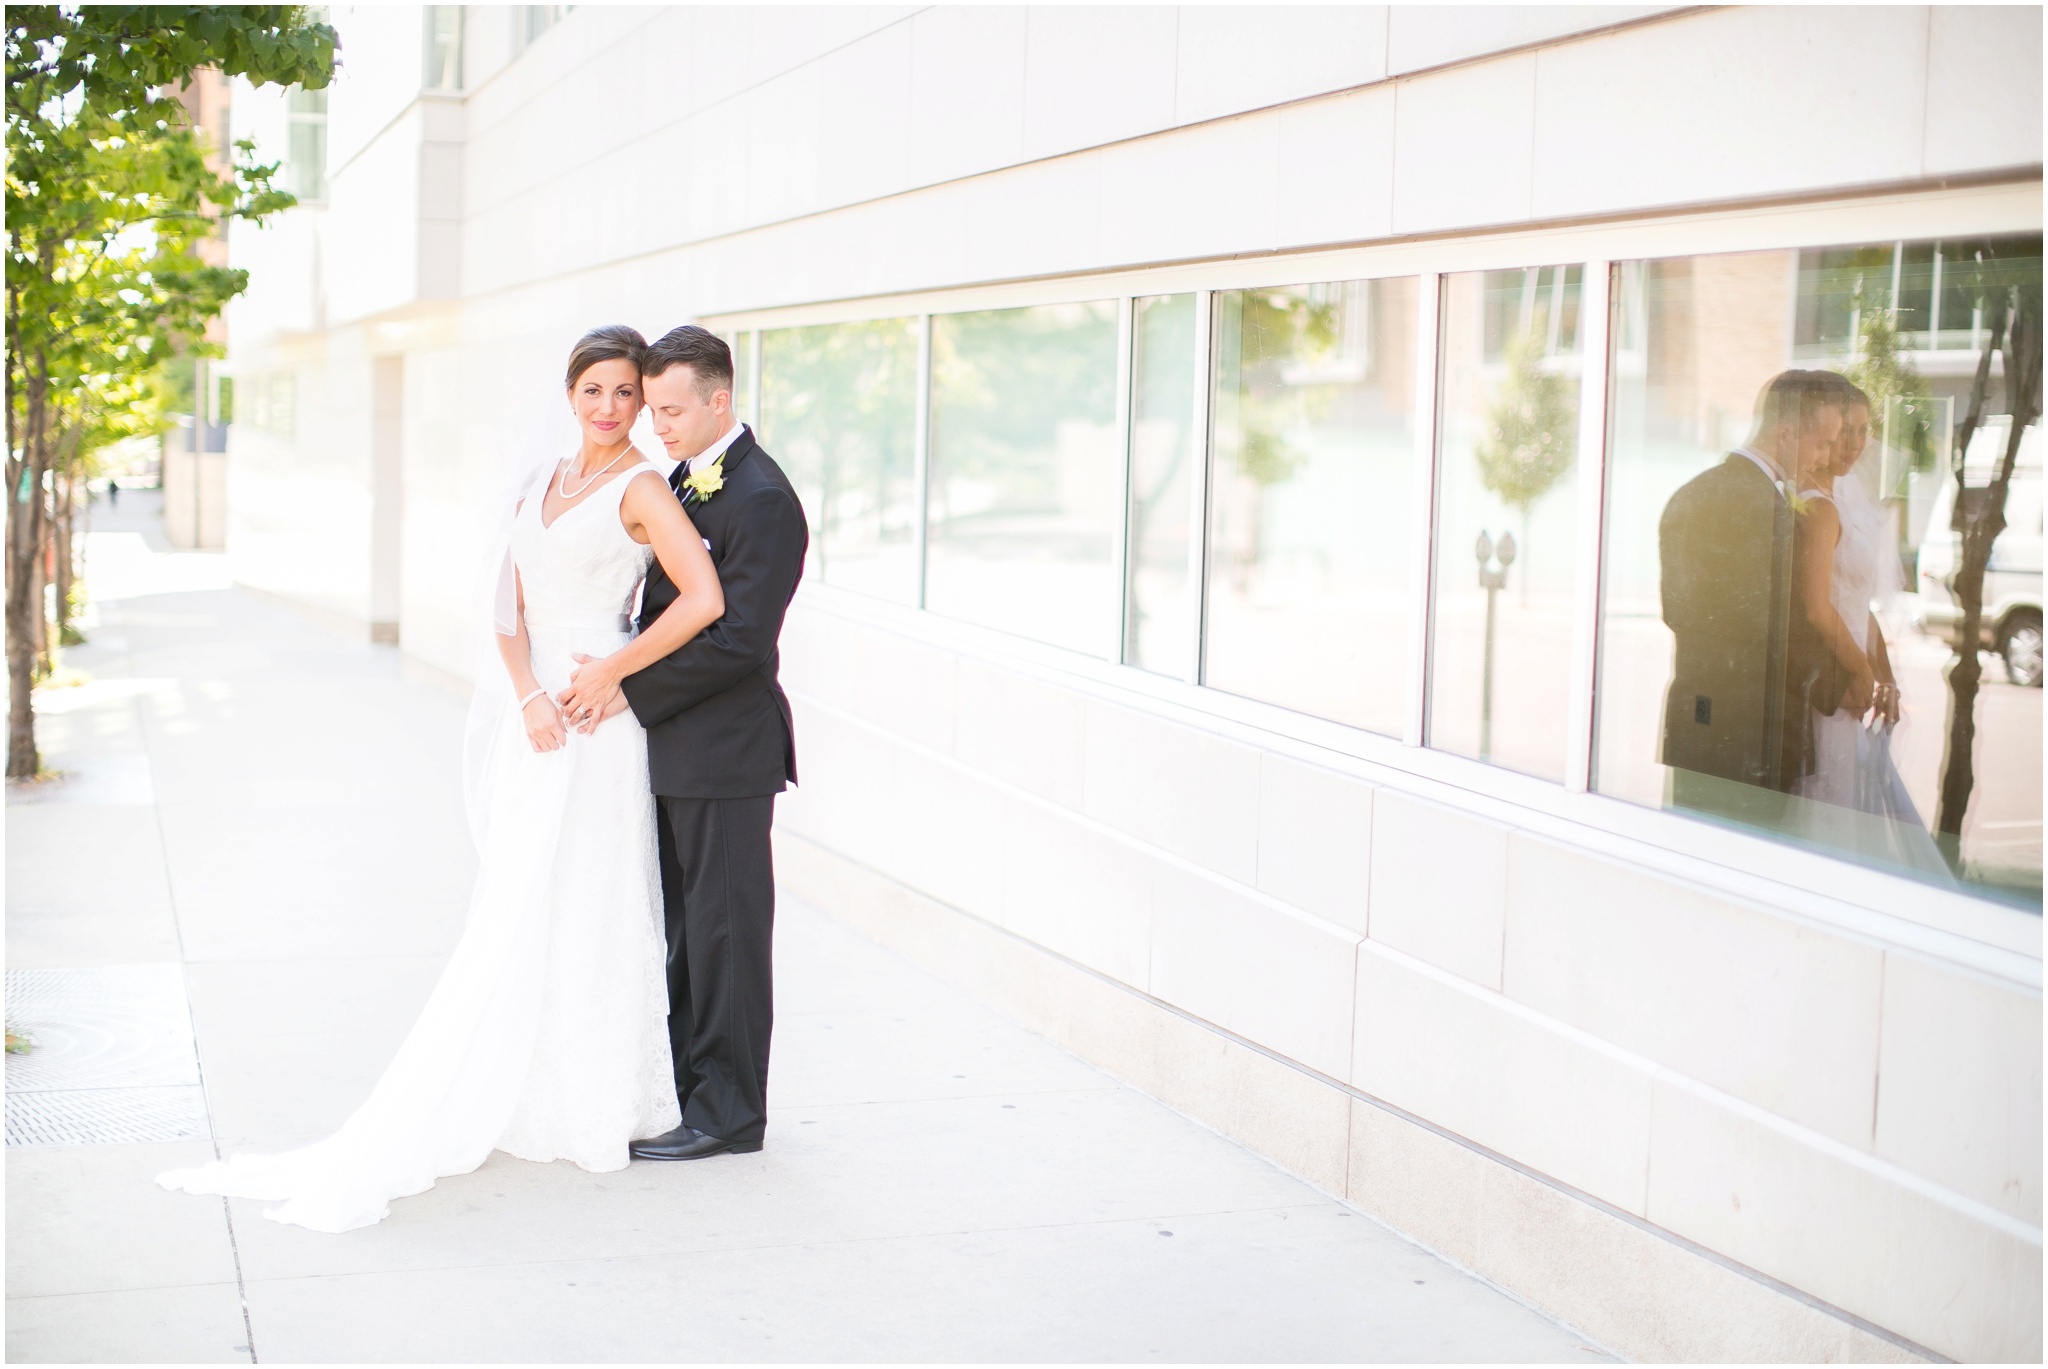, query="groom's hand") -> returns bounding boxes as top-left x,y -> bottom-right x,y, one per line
560,652 -> 625,733
583,691 -> 633,733
573,685 -> 632,734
